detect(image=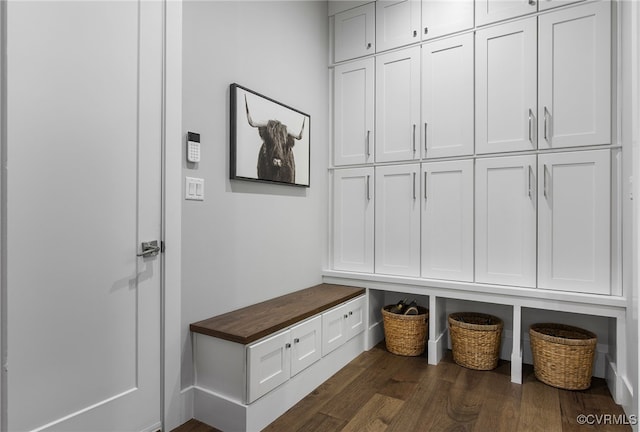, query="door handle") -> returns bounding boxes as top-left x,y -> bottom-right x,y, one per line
137,240 -> 160,257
